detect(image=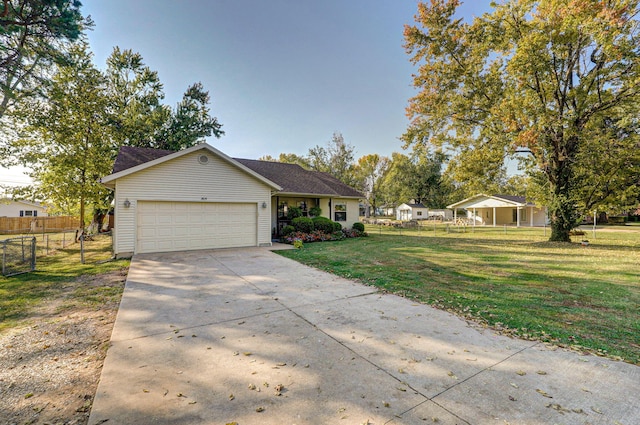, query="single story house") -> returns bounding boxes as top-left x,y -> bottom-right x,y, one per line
447,194 -> 547,227
0,199 -> 47,217
100,143 -> 362,257
396,203 -> 429,221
